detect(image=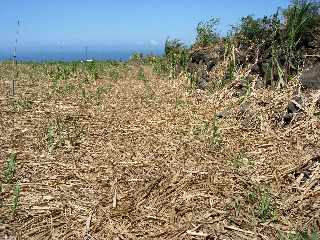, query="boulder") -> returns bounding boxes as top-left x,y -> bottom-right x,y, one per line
190,50 -> 211,64
287,95 -> 304,113
316,96 -> 320,109
198,78 -> 208,90
300,63 -> 320,89
279,94 -> 304,127
189,48 -> 220,73
196,69 -> 210,90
